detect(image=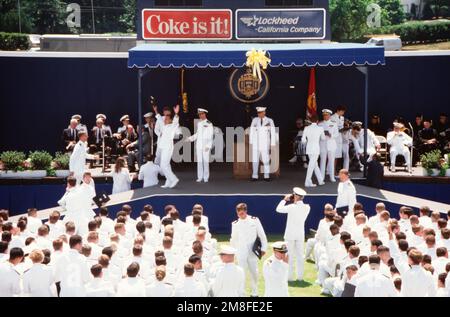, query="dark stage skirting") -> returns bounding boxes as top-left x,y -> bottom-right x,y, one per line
3,165 -> 449,234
